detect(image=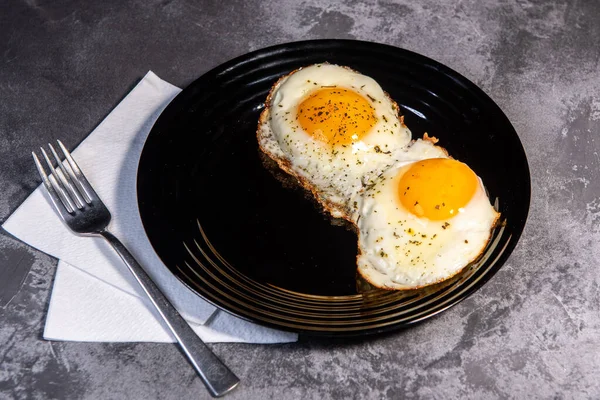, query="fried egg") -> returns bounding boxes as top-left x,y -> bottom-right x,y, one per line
356,156 -> 500,290
257,63 -> 412,219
